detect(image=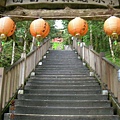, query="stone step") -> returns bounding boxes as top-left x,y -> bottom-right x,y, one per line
24,84 -> 101,89
35,71 -> 89,75
14,99 -> 111,107
24,89 -> 101,94
26,81 -> 99,85
40,63 -> 83,65
46,55 -> 78,57
37,64 -> 85,69
35,67 -> 88,70
35,66 -> 88,70
31,74 -> 92,78
28,77 -> 96,81
43,58 -> 79,60
18,94 -> 108,101
4,114 -> 120,120
34,69 -> 89,73
35,68 -> 89,72
4,50 -> 120,120
9,106 -> 113,115
41,59 -> 82,62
